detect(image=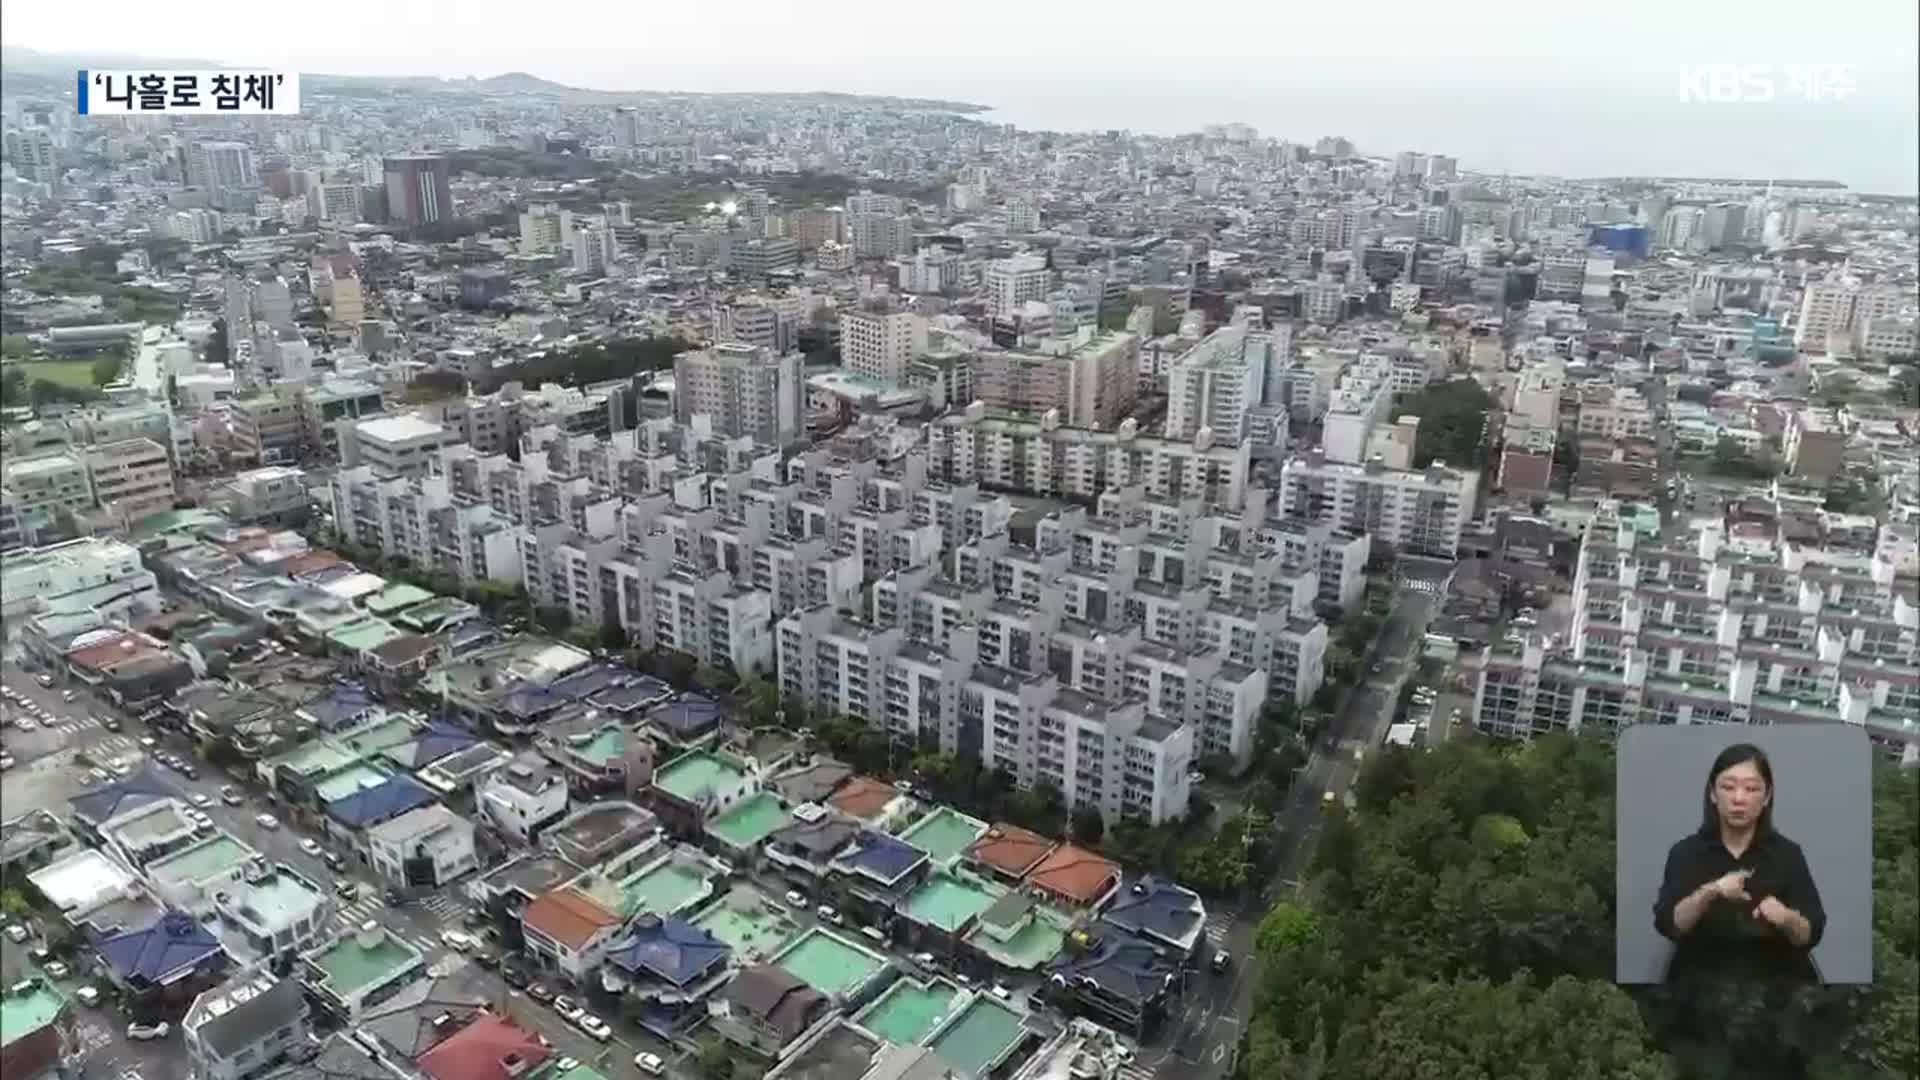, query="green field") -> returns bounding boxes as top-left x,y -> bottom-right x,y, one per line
16,360 -> 99,389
